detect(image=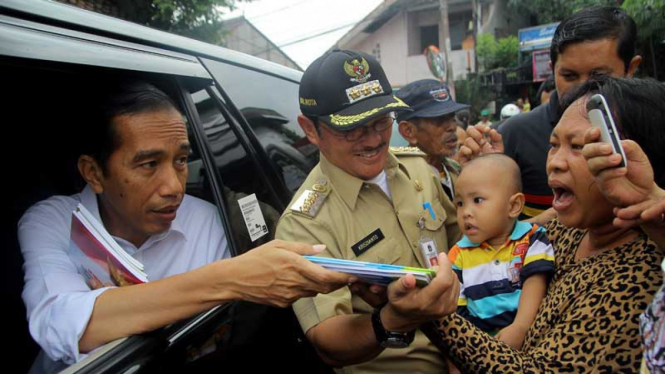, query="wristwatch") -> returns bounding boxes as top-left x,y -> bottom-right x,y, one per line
371,307 -> 415,348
